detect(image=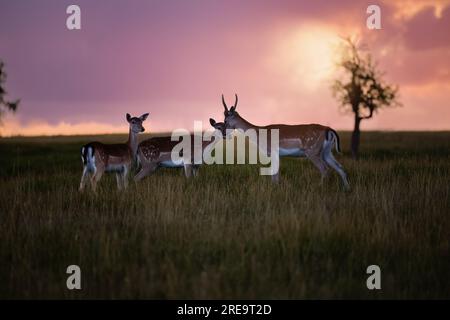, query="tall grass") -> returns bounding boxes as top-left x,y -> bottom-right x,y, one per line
0,132 -> 449,299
